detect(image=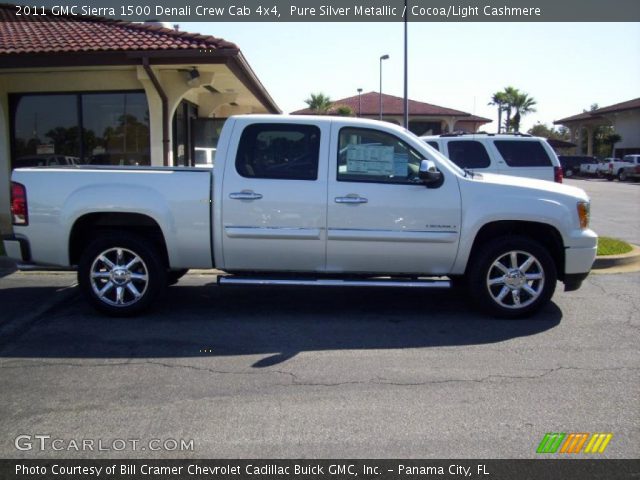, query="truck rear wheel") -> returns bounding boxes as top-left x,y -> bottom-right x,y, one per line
78,232 -> 166,316
467,236 -> 557,318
